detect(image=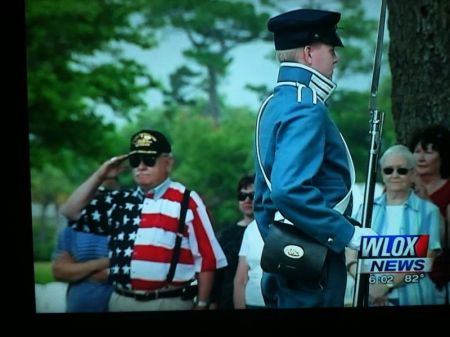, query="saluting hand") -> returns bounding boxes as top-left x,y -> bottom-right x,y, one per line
97,154 -> 129,182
